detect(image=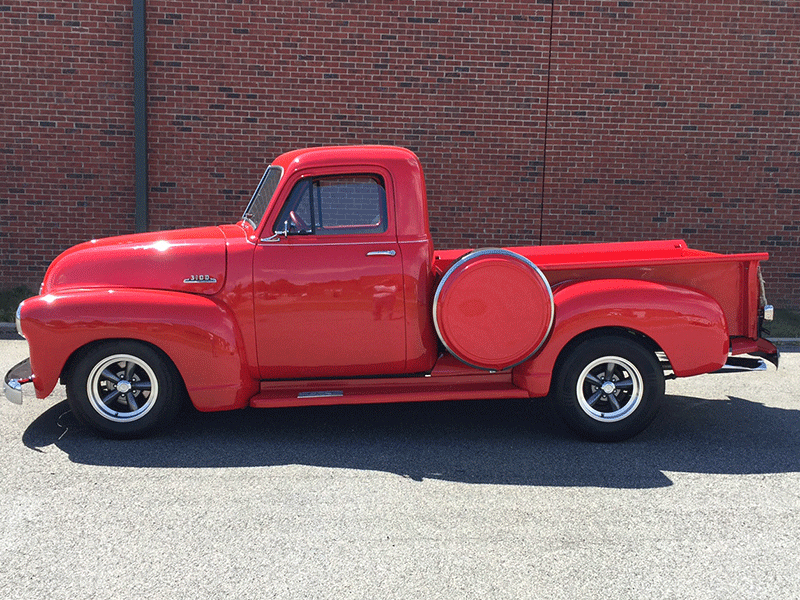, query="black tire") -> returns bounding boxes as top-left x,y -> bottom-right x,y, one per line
554,336 -> 664,442
66,340 -> 184,438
